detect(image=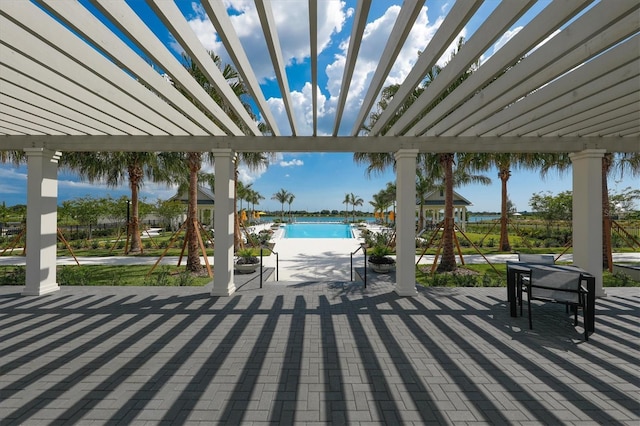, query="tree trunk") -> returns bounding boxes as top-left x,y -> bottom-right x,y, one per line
233,165 -> 243,252
438,153 -> 456,272
128,163 -> 143,254
499,168 -> 511,252
602,154 -> 612,270
186,152 -> 202,272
